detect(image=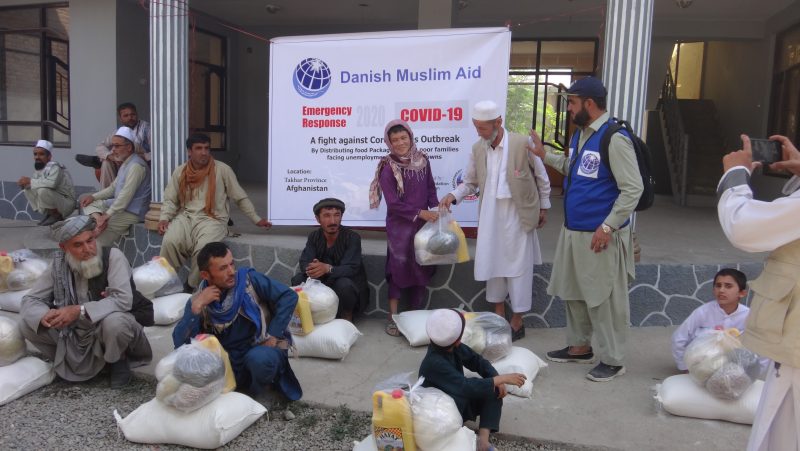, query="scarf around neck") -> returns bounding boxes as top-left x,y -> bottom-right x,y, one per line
369,119 -> 429,209
201,267 -> 266,344
179,157 -> 217,218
